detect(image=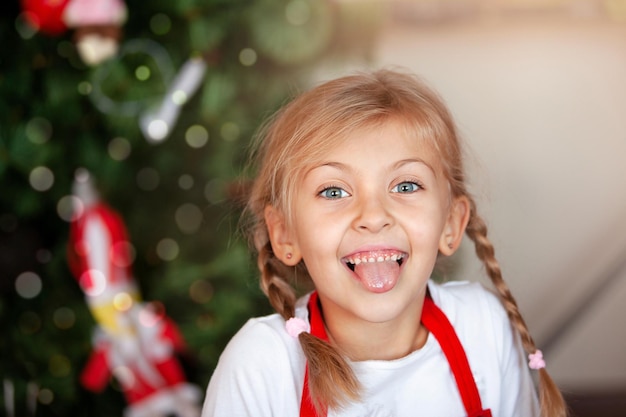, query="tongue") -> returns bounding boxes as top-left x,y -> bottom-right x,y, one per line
354,261 -> 400,293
